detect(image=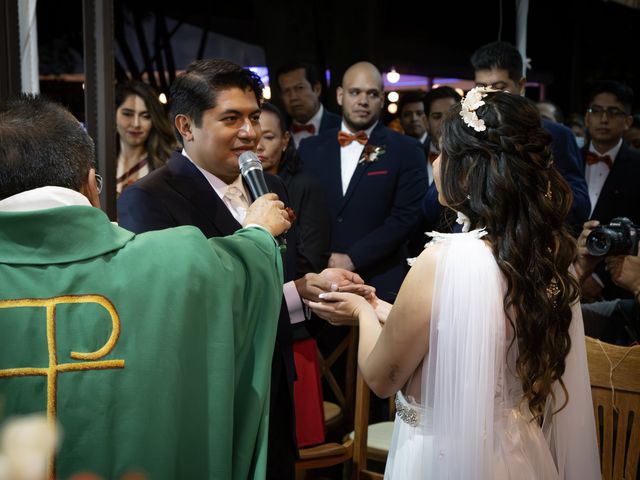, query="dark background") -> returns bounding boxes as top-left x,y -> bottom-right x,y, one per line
36,0 -> 640,122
